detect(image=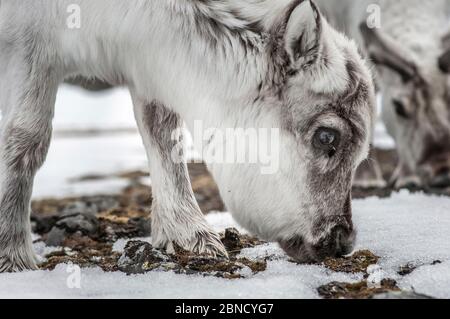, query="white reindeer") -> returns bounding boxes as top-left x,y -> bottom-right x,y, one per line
0,0 -> 375,272
317,0 -> 450,189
